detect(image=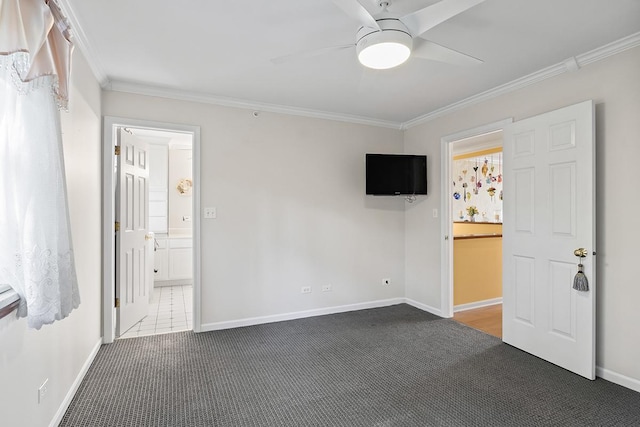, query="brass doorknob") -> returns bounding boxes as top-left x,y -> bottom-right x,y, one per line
145,233 -> 154,241
573,248 -> 588,258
